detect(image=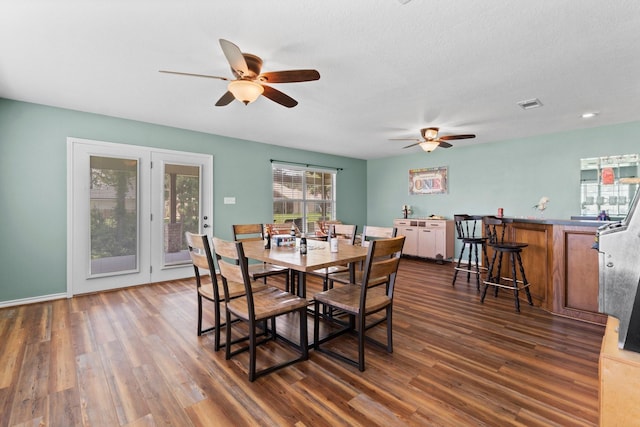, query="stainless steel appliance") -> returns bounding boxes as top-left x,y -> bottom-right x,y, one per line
598,187 -> 640,352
